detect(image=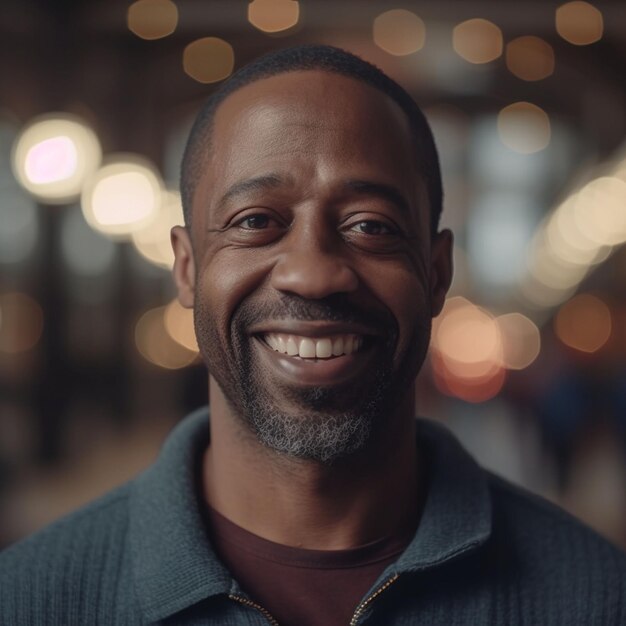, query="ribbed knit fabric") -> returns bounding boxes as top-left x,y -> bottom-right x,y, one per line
1,407 -> 624,625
